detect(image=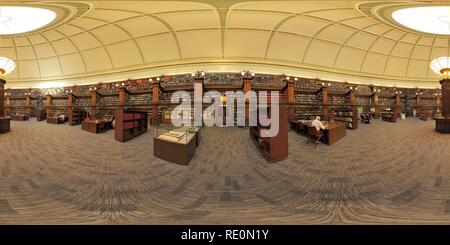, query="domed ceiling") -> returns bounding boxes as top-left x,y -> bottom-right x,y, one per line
0,0 -> 449,86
